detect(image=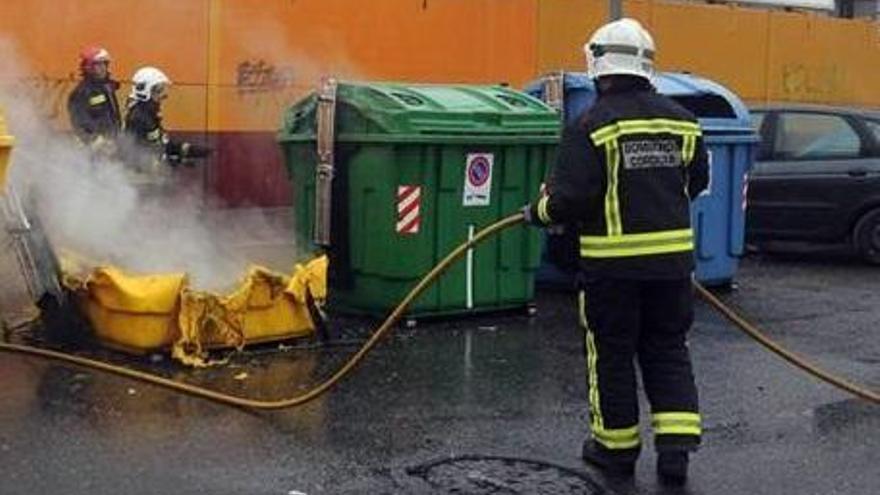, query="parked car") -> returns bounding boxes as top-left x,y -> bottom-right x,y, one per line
747,104 -> 880,263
